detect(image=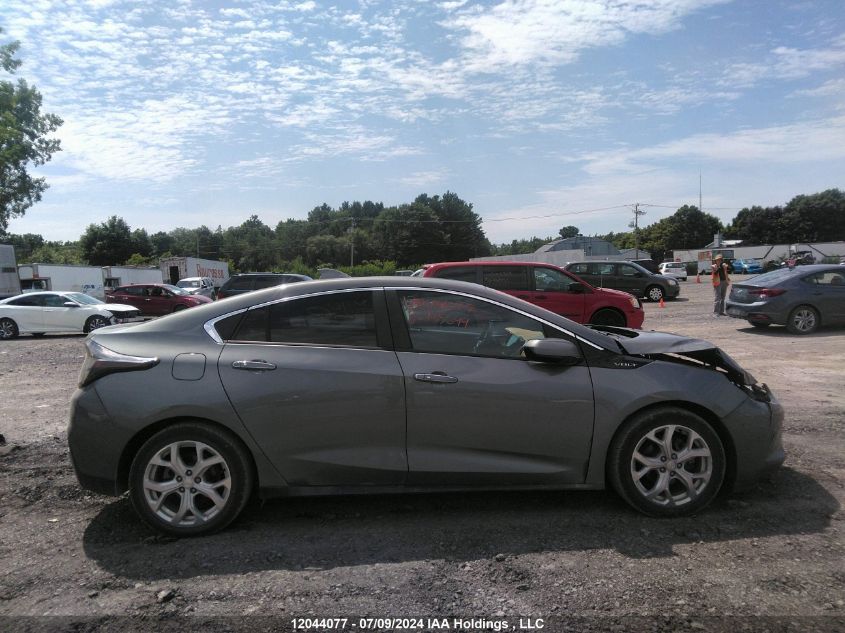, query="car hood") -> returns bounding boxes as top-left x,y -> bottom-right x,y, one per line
590,327 -> 757,386
592,287 -> 637,300
101,303 -> 140,314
